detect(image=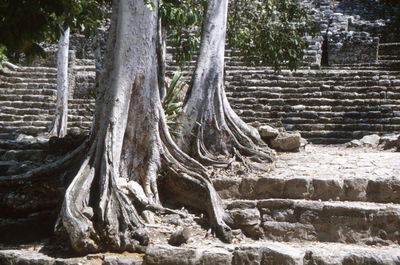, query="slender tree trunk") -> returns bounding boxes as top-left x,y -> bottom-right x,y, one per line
57,0 -> 232,254
49,27 -> 70,137
179,0 -> 275,167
